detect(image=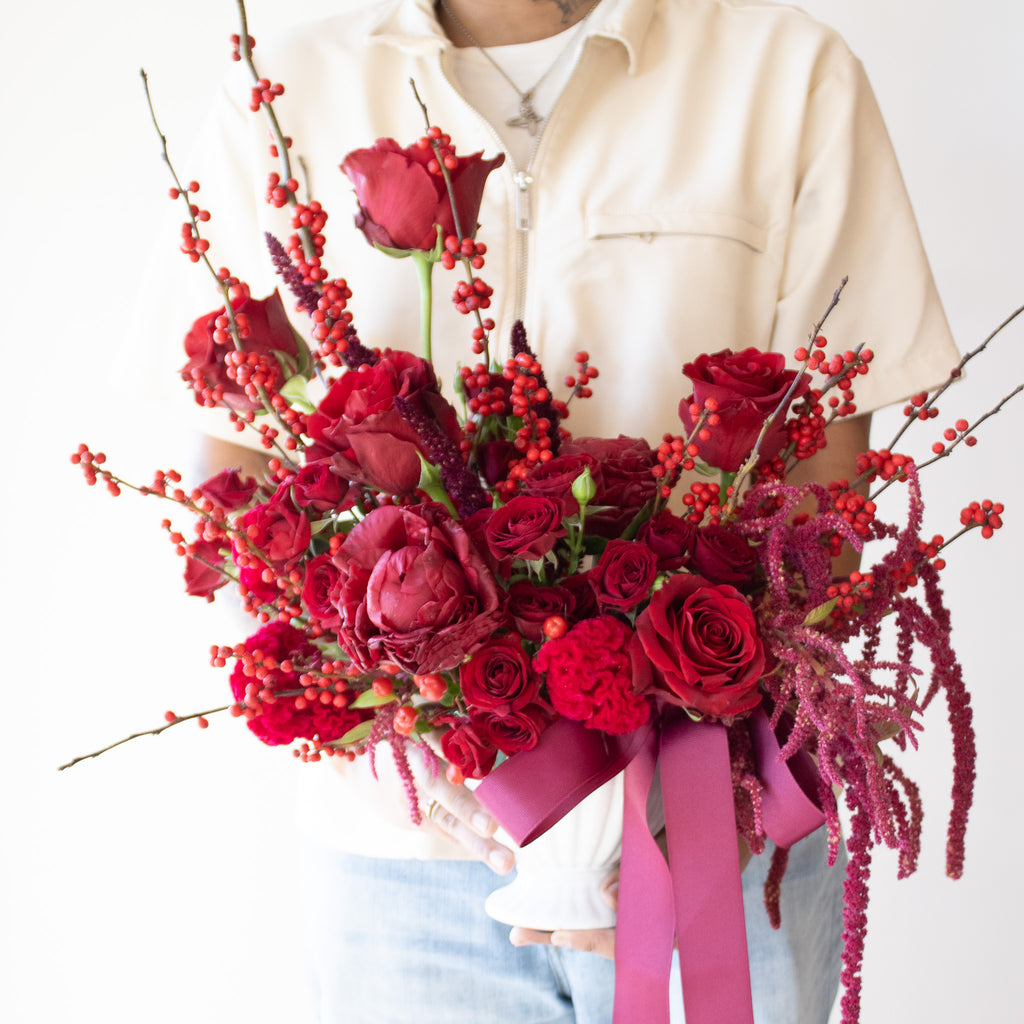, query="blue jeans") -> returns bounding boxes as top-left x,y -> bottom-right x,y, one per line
299,828 -> 844,1024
